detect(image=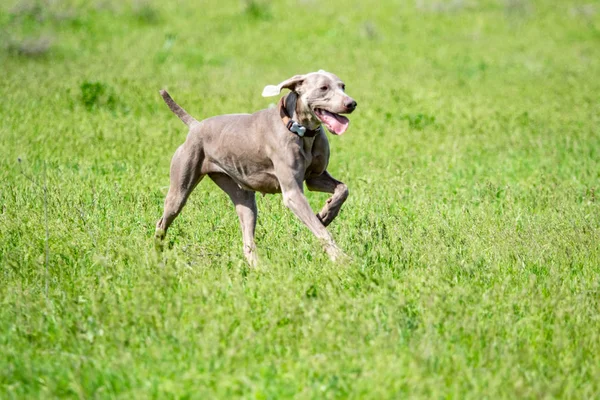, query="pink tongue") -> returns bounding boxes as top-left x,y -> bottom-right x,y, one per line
319,110 -> 349,135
